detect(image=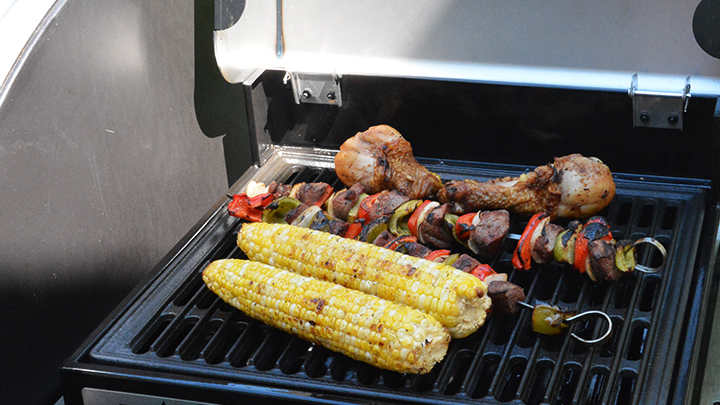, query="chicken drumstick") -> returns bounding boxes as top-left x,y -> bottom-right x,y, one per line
334,125 -> 443,200
437,154 -> 616,219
